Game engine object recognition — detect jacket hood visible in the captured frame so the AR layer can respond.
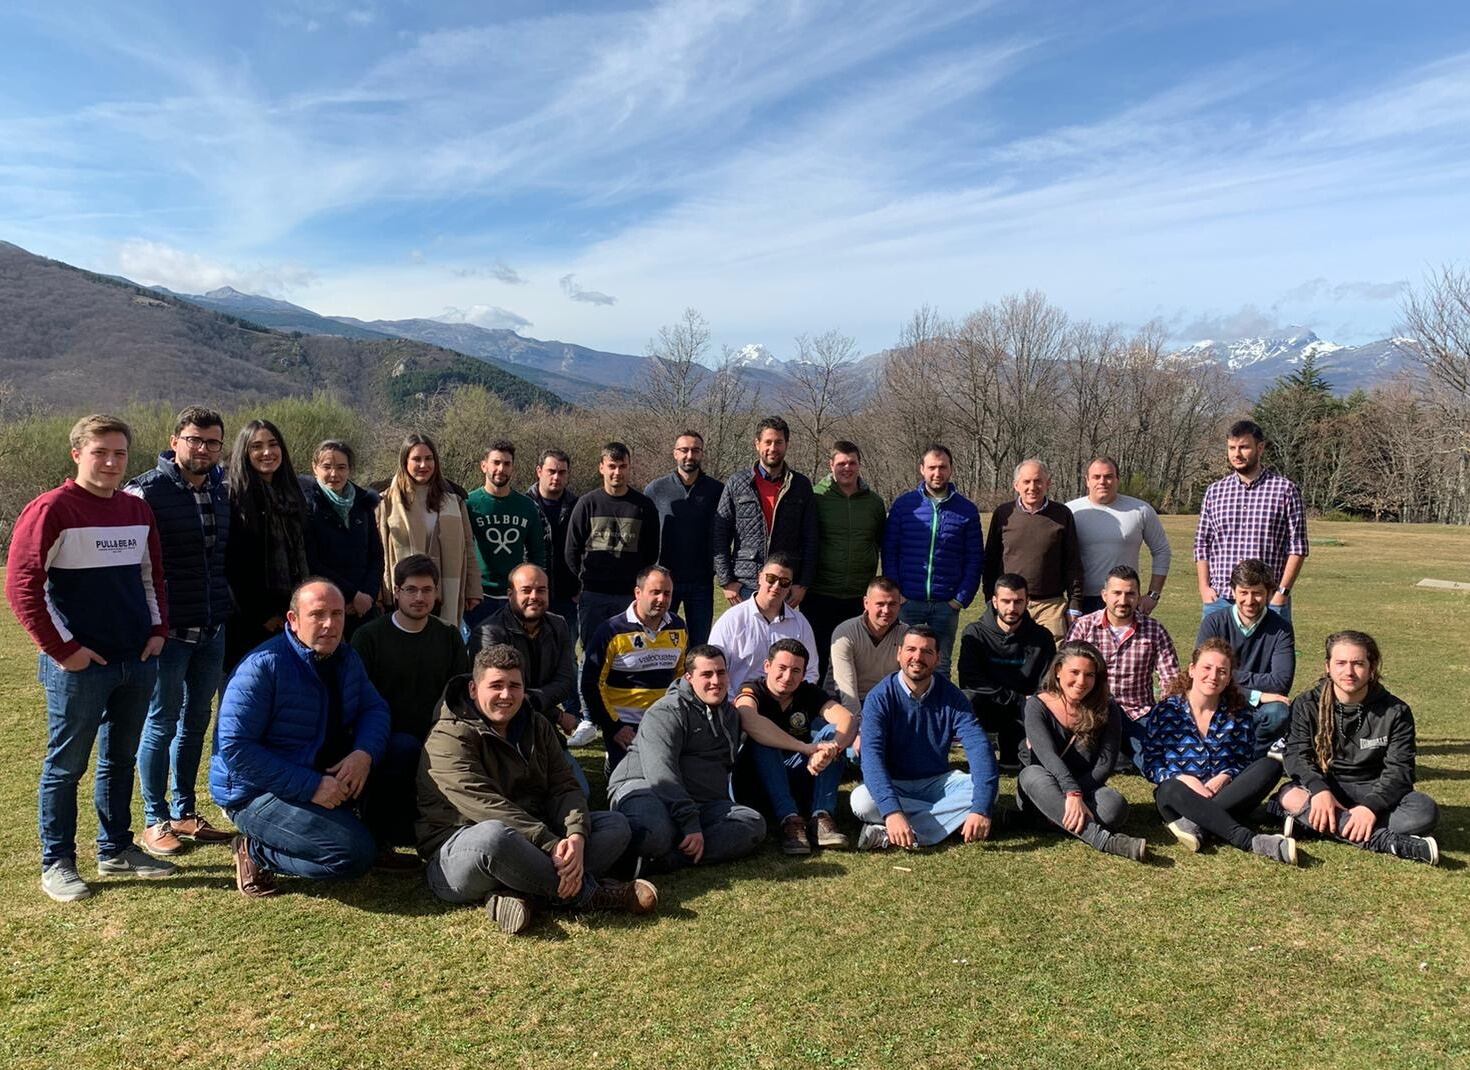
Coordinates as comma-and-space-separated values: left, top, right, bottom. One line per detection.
438, 672, 533, 744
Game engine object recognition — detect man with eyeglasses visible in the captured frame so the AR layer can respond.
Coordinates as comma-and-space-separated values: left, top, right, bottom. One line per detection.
707, 552, 819, 692
125, 406, 236, 858
351, 554, 468, 867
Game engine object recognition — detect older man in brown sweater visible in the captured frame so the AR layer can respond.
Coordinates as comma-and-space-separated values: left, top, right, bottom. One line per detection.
981, 459, 1083, 640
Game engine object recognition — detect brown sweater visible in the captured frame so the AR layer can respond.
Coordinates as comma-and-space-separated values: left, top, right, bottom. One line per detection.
982, 500, 1083, 608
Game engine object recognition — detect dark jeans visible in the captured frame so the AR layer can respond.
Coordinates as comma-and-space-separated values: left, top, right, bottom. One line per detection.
578, 591, 630, 653
229, 791, 377, 880
360, 731, 423, 848
746, 721, 843, 820
613, 790, 766, 869
604, 726, 634, 775
800, 592, 863, 691
549, 597, 581, 717
899, 599, 960, 676
1280, 778, 1438, 853
426, 811, 630, 907
1252, 701, 1291, 760
1079, 595, 1105, 614
973, 698, 1026, 767
38, 653, 158, 866
1153, 756, 1283, 851
1016, 765, 1129, 850
137, 628, 226, 827
671, 581, 715, 647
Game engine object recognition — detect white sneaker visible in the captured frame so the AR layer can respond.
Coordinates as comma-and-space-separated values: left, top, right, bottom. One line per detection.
41, 860, 92, 902
566, 719, 599, 748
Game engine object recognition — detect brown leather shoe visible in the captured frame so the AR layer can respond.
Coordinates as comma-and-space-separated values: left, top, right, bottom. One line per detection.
171, 813, 234, 844
143, 821, 185, 856
780, 813, 812, 855
232, 835, 280, 898
586, 877, 659, 915
811, 811, 850, 850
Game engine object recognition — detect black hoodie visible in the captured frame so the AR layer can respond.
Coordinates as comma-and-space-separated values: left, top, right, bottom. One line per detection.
956, 607, 1057, 716
1284, 681, 1418, 816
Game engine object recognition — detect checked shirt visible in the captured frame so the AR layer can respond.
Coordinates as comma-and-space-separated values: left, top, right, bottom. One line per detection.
1193, 468, 1309, 596
1066, 611, 1180, 721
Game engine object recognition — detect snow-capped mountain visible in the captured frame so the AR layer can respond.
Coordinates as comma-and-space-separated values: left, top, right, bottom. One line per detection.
732, 342, 783, 369
1174, 328, 1422, 394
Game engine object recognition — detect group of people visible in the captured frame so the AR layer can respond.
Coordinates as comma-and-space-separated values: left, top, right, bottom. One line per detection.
7, 409, 1443, 935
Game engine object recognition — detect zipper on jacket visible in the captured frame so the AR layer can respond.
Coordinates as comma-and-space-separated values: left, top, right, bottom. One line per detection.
764, 468, 790, 558
925, 495, 939, 601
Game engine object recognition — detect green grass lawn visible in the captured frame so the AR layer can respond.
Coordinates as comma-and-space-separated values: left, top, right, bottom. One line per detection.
2, 517, 1468, 1069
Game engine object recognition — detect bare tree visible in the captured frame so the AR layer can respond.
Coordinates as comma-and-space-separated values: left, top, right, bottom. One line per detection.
786, 329, 860, 472
699, 345, 761, 478
644, 307, 711, 425
1401, 266, 1470, 522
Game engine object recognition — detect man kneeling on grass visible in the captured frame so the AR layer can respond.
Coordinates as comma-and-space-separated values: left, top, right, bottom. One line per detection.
850, 625, 999, 851
734, 639, 858, 854
417, 644, 657, 935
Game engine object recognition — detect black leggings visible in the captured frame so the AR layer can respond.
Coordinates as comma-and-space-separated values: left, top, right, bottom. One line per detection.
1154, 757, 1283, 851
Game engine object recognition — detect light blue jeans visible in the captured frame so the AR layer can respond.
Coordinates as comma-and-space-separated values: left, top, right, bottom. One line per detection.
849, 770, 976, 846
137, 628, 226, 827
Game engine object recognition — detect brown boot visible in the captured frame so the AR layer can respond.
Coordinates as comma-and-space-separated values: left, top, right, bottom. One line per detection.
143, 821, 185, 857
780, 813, 812, 855
810, 811, 849, 849
171, 813, 234, 844
587, 878, 659, 916
232, 835, 280, 898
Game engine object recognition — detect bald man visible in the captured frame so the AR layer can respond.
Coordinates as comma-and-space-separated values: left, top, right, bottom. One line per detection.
982, 459, 1084, 640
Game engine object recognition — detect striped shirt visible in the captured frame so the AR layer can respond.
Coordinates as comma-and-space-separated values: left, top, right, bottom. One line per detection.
1193, 468, 1308, 595
581, 607, 688, 729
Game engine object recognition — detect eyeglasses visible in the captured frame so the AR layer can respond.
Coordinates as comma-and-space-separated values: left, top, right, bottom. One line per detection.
760, 574, 792, 589
180, 435, 225, 453
397, 584, 438, 597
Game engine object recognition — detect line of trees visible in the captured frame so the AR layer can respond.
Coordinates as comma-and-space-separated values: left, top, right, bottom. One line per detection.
4, 277, 1469, 556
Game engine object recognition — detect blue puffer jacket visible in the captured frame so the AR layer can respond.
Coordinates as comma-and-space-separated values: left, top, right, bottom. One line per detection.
210, 629, 390, 809
126, 452, 233, 630
882, 483, 984, 605
299, 476, 384, 604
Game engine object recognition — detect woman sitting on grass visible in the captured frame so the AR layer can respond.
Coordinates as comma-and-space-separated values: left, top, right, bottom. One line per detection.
1141, 638, 1297, 865
1017, 641, 1145, 861
1273, 630, 1439, 865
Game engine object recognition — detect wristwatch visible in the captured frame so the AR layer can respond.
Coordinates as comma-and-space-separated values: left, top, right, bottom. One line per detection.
1276, 587, 1291, 596
1147, 590, 1162, 600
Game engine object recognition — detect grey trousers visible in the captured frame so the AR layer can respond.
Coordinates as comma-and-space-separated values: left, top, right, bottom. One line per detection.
613, 786, 766, 869
426, 810, 630, 907
1017, 765, 1129, 850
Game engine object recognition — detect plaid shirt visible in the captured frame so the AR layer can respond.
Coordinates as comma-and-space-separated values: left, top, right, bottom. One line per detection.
1066, 611, 1180, 721
1193, 468, 1308, 595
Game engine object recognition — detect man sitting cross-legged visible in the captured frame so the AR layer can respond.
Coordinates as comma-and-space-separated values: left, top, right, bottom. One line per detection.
609, 645, 767, 871
212, 579, 389, 897
417, 644, 658, 935
734, 639, 858, 855
850, 626, 1000, 851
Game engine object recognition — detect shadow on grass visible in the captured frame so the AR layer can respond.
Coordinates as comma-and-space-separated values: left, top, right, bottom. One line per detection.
1417, 740, 1470, 757
1417, 765, 1470, 782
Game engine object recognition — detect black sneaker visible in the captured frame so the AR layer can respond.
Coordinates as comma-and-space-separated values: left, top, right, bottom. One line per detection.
1390, 834, 1439, 866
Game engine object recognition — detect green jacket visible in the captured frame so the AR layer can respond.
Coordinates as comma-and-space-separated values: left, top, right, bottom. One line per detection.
810, 475, 886, 599
415, 674, 588, 858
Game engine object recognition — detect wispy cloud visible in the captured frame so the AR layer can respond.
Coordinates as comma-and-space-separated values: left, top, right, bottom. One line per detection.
1277, 278, 1408, 304
454, 262, 527, 285
435, 304, 531, 330
559, 274, 617, 306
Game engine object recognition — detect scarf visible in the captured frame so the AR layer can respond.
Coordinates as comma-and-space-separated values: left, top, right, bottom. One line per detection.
241, 476, 310, 599
318, 480, 356, 526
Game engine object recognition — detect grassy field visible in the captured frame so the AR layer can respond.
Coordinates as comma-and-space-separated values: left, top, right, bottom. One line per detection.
2, 516, 1468, 1069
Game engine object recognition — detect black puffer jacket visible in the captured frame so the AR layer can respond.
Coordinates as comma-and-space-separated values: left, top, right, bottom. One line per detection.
300, 477, 384, 605
126, 452, 232, 630
711, 466, 818, 590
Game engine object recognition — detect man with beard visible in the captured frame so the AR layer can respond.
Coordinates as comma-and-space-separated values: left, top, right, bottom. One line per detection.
644, 430, 723, 646
957, 573, 1056, 769
351, 555, 470, 863
466, 439, 547, 627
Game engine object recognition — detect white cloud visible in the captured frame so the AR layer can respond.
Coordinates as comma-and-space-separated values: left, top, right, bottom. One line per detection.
435, 304, 531, 330
115, 238, 316, 296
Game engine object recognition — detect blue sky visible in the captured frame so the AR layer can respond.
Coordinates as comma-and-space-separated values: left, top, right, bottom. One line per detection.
5, 0, 1470, 356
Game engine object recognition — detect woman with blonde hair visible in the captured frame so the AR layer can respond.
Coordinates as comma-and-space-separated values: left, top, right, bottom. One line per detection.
1141, 638, 1296, 864
1017, 640, 1144, 861
376, 433, 481, 628
1274, 631, 1439, 864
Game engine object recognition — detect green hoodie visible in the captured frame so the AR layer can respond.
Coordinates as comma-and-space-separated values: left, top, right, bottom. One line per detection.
810, 475, 887, 599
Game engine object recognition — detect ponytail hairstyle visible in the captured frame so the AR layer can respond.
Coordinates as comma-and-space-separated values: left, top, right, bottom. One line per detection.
1164, 637, 1247, 712
394, 433, 447, 513
1038, 640, 1112, 747
1315, 631, 1383, 772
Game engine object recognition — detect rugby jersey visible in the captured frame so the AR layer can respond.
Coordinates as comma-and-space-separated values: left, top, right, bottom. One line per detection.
6, 479, 168, 661
581, 607, 687, 730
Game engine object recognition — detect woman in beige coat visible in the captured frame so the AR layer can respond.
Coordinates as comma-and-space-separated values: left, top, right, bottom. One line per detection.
377, 433, 482, 628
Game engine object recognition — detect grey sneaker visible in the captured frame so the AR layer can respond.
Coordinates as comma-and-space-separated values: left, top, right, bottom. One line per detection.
41, 860, 92, 902
484, 894, 534, 935
855, 824, 890, 851
1250, 834, 1299, 866
98, 845, 178, 879
1099, 831, 1147, 862
1167, 818, 1204, 853
1390, 834, 1439, 866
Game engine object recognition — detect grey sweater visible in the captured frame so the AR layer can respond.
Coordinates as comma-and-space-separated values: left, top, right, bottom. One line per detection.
606, 678, 742, 835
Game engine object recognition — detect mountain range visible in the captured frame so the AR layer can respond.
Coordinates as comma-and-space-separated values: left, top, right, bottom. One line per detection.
1176, 328, 1423, 394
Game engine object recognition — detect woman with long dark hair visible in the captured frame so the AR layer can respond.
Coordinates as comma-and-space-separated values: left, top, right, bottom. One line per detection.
1274, 631, 1439, 864
224, 419, 310, 673
1017, 641, 1144, 861
300, 439, 383, 641
375, 433, 481, 628
1141, 638, 1296, 864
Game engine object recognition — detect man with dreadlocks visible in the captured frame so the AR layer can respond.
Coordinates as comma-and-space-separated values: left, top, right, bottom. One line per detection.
1274, 631, 1440, 865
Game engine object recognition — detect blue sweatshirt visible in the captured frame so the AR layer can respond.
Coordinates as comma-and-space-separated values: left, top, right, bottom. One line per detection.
859, 672, 998, 817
